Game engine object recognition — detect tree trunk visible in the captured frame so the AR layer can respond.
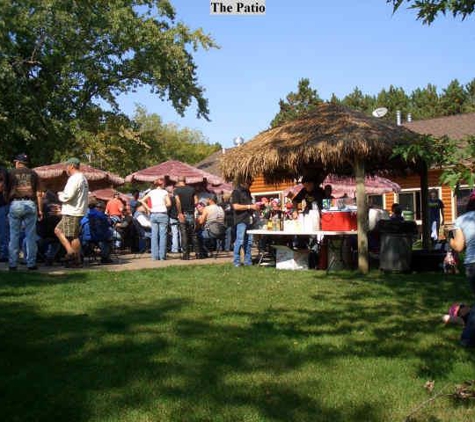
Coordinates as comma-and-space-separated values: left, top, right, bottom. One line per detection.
355, 159, 369, 273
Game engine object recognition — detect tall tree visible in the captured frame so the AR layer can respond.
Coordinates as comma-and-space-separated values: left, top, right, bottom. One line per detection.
375, 85, 410, 122
270, 78, 322, 128
389, 0, 475, 24
464, 78, 475, 112
410, 83, 441, 119
341, 87, 375, 114
439, 79, 468, 115
0, 1, 217, 166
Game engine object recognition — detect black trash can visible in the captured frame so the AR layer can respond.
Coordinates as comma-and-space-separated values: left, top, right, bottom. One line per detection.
377, 220, 418, 273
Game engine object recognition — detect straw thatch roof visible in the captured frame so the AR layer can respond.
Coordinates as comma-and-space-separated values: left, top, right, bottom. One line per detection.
220, 102, 421, 183
125, 160, 224, 185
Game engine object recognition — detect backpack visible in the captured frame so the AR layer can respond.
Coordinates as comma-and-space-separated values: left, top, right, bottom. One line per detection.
208, 221, 226, 238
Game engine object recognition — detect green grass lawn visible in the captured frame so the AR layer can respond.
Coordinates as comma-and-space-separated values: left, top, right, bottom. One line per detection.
1, 265, 474, 422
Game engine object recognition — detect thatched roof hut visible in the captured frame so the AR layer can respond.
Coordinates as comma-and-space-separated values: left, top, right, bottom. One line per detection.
220, 102, 422, 274
220, 102, 420, 183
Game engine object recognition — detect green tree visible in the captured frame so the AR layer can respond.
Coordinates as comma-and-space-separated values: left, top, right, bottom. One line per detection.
341, 87, 375, 114
389, 0, 475, 24
409, 83, 441, 119
131, 106, 220, 170
440, 79, 468, 115
270, 78, 322, 127
0, 0, 217, 166
375, 85, 410, 122
463, 78, 475, 112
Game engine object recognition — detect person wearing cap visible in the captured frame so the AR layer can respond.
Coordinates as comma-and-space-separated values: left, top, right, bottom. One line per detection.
443, 302, 470, 326
291, 175, 325, 218
449, 191, 475, 297
54, 157, 89, 267
139, 177, 171, 261
7, 153, 43, 270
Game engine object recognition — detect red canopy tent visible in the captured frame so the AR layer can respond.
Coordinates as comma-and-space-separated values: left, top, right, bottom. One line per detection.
90, 188, 130, 203
125, 160, 224, 186
284, 175, 401, 198
34, 162, 124, 192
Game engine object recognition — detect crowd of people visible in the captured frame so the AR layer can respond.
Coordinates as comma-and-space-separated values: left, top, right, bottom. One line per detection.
0, 154, 240, 269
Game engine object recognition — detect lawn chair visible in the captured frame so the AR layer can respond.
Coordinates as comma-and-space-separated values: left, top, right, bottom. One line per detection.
132, 218, 151, 257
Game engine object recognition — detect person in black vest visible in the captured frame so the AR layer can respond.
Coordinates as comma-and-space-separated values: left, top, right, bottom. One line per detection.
174, 176, 198, 260
7, 153, 43, 270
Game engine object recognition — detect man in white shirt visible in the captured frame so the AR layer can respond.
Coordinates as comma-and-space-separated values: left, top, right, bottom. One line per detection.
54, 157, 89, 266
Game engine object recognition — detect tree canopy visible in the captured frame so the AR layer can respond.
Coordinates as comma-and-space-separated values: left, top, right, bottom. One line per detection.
270, 77, 475, 127
270, 78, 322, 128
388, 0, 475, 24
66, 106, 220, 177
0, 0, 217, 166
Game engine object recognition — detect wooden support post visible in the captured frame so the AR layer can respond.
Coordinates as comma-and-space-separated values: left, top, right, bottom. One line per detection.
355, 159, 369, 274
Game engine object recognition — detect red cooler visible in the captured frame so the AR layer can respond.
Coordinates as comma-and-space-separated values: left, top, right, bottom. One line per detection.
321, 210, 357, 231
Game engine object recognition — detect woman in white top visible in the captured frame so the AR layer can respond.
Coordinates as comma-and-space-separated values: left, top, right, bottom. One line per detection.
140, 177, 171, 260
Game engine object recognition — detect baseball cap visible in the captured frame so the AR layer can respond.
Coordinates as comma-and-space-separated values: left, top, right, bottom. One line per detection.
14, 153, 29, 163
66, 157, 80, 165
449, 303, 465, 319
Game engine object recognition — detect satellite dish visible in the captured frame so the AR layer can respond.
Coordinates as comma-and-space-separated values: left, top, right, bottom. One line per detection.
233, 136, 244, 146
372, 107, 388, 118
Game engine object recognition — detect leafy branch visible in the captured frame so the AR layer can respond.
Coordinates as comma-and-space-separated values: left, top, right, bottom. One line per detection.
404, 380, 475, 421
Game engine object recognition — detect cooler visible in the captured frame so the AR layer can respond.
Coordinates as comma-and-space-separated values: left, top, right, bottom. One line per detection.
321, 210, 357, 231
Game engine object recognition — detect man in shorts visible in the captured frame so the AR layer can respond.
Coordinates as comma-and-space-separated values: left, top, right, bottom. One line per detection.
54, 158, 89, 266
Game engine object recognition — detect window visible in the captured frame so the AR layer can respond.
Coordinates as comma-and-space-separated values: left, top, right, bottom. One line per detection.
368, 195, 383, 208
456, 188, 472, 217
398, 191, 422, 220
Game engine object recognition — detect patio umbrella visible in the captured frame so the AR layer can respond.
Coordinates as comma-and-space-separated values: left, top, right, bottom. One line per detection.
220, 102, 421, 273
34, 162, 124, 192
284, 175, 401, 198
91, 188, 130, 203
125, 160, 224, 186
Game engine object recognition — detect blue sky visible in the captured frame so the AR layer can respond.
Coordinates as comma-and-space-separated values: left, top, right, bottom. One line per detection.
116, 0, 475, 148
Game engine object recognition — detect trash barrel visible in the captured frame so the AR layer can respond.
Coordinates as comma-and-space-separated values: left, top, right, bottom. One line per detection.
377, 220, 418, 272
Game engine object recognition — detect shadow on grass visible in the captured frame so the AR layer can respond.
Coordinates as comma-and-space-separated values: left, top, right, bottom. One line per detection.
0, 269, 473, 422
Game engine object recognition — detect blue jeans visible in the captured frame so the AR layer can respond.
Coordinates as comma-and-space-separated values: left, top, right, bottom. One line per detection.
0, 204, 9, 259
224, 225, 233, 252
169, 217, 180, 252
233, 222, 253, 266
9, 200, 38, 268
465, 263, 475, 298
150, 212, 169, 260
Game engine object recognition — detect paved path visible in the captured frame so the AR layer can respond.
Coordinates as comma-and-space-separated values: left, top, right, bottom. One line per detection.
0, 252, 234, 275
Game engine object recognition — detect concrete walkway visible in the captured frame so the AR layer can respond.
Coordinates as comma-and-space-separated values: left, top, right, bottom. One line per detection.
0, 252, 234, 275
